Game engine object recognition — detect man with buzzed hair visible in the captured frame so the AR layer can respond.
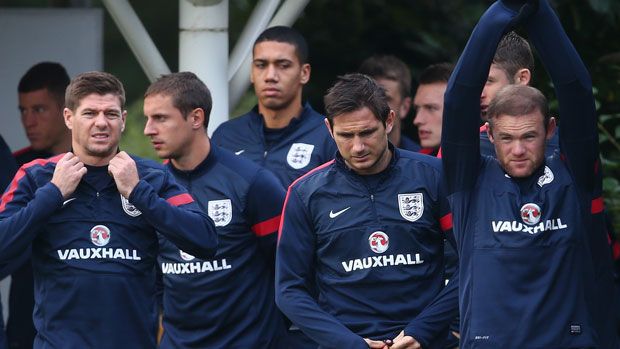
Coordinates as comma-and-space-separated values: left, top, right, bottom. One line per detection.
359, 54, 420, 152
15, 62, 72, 163
212, 26, 336, 188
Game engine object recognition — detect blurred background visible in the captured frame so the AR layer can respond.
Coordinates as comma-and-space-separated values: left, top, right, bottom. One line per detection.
1, 0, 619, 228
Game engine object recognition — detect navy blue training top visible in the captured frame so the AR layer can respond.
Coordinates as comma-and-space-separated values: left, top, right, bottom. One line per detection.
441, 1, 618, 347
0, 153, 217, 349
276, 145, 458, 349
159, 145, 288, 348
212, 103, 337, 188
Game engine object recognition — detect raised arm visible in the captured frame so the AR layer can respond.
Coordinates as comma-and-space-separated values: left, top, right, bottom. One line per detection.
442, 1, 526, 194
525, 0, 598, 190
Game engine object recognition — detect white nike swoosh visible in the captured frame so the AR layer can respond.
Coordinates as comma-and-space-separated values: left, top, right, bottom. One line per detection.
329, 207, 351, 219
62, 198, 76, 207
235, 149, 245, 155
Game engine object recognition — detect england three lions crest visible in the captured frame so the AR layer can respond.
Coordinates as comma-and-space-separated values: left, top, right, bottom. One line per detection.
121, 195, 142, 217
208, 199, 232, 227
398, 193, 424, 222
287, 143, 315, 169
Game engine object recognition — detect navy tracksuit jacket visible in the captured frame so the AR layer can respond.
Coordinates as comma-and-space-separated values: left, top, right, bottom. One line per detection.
0, 153, 217, 349
276, 145, 458, 349
442, 1, 618, 347
212, 103, 337, 188
159, 145, 289, 348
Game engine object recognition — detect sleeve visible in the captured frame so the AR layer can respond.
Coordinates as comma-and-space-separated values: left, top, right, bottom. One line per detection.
128, 171, 217, 259
0, 168, 63, 262
441, 1, 521, 194
524, 0, 598, 191
245, 168, 286, 267
404, 181, 459, 347
275, 186, 367, 349
0, 136, 17, 194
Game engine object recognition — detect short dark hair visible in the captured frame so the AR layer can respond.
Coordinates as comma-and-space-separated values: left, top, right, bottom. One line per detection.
18, 62, 70, 106
487, 84, 550, 130
358, 55, 412, 99
493, 31, 535, 82
324, 73, 390, 128
145, 72, 212, 129
254, 26, 309, 64
418, 62, 454, 85
65, 71, 126, 111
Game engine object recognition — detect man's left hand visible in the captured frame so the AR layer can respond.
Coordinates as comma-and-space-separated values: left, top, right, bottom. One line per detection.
390, 331, 421, 349
109, 151, 139, 198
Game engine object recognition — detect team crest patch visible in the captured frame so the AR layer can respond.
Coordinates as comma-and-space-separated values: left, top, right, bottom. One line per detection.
398, 193, 424, 222
208, 199, 232, 227
537, 166, 554, 187
368, 231, 389, 253
179, 250, 196, 261
121, 195, 142, 217
286, 143, 315, 169
90, 225, 111, 247
520, 203, 542, 225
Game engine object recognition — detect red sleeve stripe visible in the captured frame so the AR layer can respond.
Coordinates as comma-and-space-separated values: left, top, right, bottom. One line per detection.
591, 197, 604, 214
252, 215, 281, 237
0, 155, 63, 212
440, 213, 453, 231
278, 159, 335, 243
166, 193, 194, 206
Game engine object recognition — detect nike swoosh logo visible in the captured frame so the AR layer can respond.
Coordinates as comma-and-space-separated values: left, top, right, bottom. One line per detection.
62, 198, 76, 207
235, 149, 245, 155
329, 207, 351, 219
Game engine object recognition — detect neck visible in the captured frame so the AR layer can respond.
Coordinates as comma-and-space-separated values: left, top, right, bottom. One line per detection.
74, 149, 117, 167
49, 135, 72, 155
171, 133, 211, 171
259, 97, 304, 129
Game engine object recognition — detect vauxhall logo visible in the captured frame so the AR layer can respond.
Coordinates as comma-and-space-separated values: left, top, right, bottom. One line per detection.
491, 203, 568, 235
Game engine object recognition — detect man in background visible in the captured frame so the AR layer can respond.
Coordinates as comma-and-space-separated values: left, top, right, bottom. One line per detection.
358, 54, 420, 152
212, 26, 336, 188
413, 63, 453, 156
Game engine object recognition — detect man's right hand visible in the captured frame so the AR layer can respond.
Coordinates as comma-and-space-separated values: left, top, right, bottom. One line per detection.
51, 152, 87, 199
364, 338, 390, 349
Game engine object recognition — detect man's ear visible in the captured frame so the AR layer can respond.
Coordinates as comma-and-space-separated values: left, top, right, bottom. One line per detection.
324, 118, 334, 139
64, 108, 74, 130
385, 110, 395, 134
190, 108, 205, 129
300, 64, 311, 85
485, 122, 494, 143
546, 116, 557, 141
514, 68, 531, 86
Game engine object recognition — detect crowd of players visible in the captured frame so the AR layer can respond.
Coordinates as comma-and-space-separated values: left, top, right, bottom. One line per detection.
0, 0, 618, 348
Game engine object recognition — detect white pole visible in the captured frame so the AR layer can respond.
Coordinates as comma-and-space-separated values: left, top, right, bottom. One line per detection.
101, 0, 170, 82
228, 0, 280, 81
228, 0, 311, 112
180, 0, 229, 134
